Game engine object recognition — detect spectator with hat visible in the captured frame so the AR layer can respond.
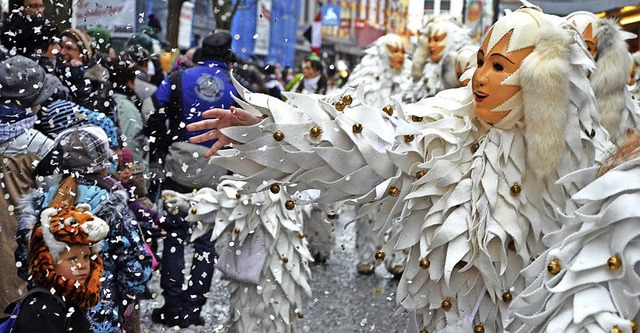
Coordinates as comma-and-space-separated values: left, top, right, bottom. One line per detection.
122, 44, 158, 101
54, 28, 116, 123
0, 55, 58, 314
125, 31, 165, 86
146, 29, 238, 328
15, 126, 153, 333
55, 28, 101, 107
107, 57, 149, 175
87, 27, 116, 61
0, 14, 60, 74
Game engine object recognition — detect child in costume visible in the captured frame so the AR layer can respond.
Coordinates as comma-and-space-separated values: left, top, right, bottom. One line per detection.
184, 5, 610, 331
12, 185, 109, 333
16, 126, 153, 333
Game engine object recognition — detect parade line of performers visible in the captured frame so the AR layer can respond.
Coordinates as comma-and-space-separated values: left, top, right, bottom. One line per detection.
3, 2, 640, 333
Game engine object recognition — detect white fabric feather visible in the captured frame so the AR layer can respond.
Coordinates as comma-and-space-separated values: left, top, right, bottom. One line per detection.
509, 157, 640, 333
163, 180, 313, 333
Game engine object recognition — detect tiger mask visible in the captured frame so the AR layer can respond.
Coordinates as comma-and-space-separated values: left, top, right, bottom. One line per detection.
28, 203, 109, 308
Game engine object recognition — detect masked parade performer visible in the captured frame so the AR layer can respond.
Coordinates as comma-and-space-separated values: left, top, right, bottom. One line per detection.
181, 5, 617, 332
403, 16, 473, 102
566, 11, 640, 145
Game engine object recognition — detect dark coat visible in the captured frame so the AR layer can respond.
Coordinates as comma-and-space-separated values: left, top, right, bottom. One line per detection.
12, 292, 90, 333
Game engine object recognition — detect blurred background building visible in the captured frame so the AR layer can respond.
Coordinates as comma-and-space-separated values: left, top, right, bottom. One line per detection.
2, 0, 640, 71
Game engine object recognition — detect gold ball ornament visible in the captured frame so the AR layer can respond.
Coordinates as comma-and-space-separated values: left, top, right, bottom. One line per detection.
297, 312, 304, 319
273, 130, 285, 141
235, 192, 241, 199
270, 184, 281, 194
382, 105, 394, 116
471, 142, 480, 154
375, 251, 385, 261
282, 257, 289, 263
441, 298, 452, 311
285, 200, 295, 210
404, 135, 415, 143
335, 101, 346, 111
352, 123, 363, 133
190, 207, 197, 214
548, 258, 561, 275
419, 258, 430, 269
342, 95, 353, 105
474, 324, 485, 333
298, 233, 305, 239
327, 213, 337, 220
607, 254, 622, 271
419, 329, 429, 333
416, 170, 426, 180
234, 227, 241, 234
310, 126, 322, 138
502, 291, 513, 303
631, 320, 638, 332
388, 186, 400, 197
510, 183, 522, 196
411, 115, 423, 122
612, 326, 622, 333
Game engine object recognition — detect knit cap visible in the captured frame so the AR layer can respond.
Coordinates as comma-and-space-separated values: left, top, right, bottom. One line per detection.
61, 28, 94, 61
35, 126, 114, 176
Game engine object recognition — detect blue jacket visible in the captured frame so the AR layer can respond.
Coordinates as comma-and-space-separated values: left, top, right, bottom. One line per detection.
148, 60, 238, 161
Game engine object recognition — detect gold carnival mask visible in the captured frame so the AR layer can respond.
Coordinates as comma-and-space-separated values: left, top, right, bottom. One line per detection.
472, 29, 534, 124
429, 31, 447, 62
386, 43, 405, 70
579, 22, 598, 58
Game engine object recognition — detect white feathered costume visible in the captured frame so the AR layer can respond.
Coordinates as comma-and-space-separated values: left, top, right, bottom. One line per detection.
567, 11, 640, 144
403, 17, 473, 102
163, 180, 313, 333
341, 33, 412, 108
336, 33, 413, 274
205, 7, 612, 332
508, 141, 640, 333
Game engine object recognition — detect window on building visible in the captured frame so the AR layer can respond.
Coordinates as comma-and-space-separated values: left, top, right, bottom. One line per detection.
424, 0, 451, 11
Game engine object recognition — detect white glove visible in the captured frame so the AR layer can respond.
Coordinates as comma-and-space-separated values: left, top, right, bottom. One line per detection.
161, 190, 192, 213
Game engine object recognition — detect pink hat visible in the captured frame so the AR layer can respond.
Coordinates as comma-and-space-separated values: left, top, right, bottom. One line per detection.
120, 147, 134, 165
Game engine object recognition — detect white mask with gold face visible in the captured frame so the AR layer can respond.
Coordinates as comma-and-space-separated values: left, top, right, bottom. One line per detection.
428, 27, 447, 63
471, 11, 538, 126
567, 12, 599, 59
383, 34, 405, 70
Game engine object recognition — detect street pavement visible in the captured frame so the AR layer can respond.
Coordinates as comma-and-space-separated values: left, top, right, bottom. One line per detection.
140, 212, 408, 332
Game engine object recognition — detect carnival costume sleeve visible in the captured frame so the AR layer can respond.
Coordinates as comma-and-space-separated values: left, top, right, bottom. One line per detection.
508, 156, 640, 333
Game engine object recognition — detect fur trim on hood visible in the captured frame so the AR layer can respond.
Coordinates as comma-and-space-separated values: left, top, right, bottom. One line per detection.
519, 24, 573, 179
591, 18, 630, 138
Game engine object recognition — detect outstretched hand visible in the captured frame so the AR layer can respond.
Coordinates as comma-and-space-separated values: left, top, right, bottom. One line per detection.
187, 106, 262, 158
